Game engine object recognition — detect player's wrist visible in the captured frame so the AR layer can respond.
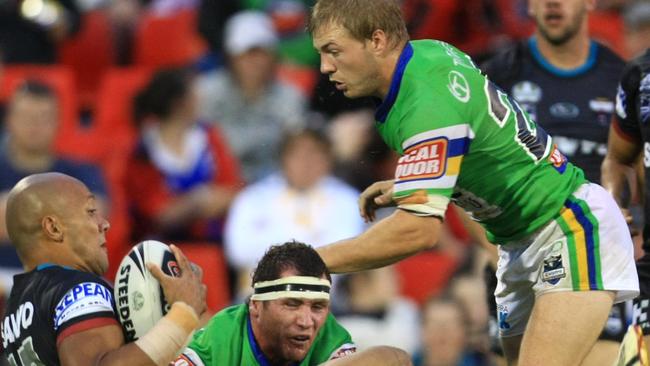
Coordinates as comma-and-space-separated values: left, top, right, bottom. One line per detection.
167, 301, 199, 333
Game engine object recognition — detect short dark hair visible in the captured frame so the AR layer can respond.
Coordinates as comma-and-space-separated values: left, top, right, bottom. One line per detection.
252, 240, 332, 287
133, 67, 193, 124
14, 79, 56, 100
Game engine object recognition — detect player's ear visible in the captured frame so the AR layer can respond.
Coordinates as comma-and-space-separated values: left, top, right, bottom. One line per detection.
249, 300, 261, 319
585, 0, 596, 11
42, 215, 64, 242
369, 29, 388, 54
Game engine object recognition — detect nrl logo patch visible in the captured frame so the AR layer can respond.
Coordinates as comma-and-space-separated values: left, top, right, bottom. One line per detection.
542, 254, 566, 285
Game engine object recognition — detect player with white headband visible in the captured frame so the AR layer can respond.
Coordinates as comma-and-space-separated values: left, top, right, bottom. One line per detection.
172, 241, 413, 366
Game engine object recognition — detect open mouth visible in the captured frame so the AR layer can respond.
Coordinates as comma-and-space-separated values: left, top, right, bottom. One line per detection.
544, 13, 563, 24
289, 335, 310, 346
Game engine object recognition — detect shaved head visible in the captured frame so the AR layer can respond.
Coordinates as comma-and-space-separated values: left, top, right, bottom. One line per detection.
6, 173, 87, 251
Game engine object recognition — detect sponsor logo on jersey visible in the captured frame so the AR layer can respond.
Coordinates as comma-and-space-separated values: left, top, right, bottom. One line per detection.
1, 302, 34, 348
550, 102, 580, 119
329, 343, 357, 359
542, 254, 566, 285
589, 98, 614, 113
512, 81, 542, 103
447, 71, 470, 103
395, 138, 448, 181
548, 144, 568, 174
54, 282, 114, 330
640, 74, 650, 124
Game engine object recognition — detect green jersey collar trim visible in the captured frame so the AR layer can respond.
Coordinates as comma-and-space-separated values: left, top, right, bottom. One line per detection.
375, 42, 414, 123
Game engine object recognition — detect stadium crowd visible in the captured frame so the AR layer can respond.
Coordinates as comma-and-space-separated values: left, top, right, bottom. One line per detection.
1, 0, 650, 365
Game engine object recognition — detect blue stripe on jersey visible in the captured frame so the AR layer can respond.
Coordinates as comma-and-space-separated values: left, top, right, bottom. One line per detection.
528, 37, 599, 78
376, 43, 414, 123
448, 137, 471, 157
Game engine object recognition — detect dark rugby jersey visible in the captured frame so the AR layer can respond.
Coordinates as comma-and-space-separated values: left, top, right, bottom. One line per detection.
1, 265, 117, 365
482, 37, 625, 183
613, 49, 650, 252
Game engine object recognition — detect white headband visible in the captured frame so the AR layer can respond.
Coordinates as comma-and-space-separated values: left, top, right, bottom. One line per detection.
251, 276, 331, 301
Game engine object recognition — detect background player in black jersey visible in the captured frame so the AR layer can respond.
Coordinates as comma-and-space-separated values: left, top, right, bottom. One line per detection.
481, 0, 629, 364
0, 172, 206, 365
602, 47, 650, 361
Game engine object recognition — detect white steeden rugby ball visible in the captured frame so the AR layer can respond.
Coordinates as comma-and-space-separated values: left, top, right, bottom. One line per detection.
114, 240, 181, 341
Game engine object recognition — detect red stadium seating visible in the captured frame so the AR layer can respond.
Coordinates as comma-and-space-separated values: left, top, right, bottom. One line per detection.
395, 250, 458, 306
175, 243, 231, 312
58, 10, 116, 109
134, 10, 207, 68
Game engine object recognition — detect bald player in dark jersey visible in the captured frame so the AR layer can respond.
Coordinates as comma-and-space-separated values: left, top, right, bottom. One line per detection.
0, 173, 205, 366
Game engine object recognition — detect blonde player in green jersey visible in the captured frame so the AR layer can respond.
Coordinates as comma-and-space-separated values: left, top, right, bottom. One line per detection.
307, 0, 639, 365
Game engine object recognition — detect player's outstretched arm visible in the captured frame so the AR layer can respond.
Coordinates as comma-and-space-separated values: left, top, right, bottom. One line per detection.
320, 346, 413, 366
317, 209, 441, 273
59, 245, 206, 366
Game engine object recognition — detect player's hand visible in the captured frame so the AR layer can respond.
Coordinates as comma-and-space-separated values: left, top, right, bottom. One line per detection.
148, 244, 207, 316
359, 180, 395, 223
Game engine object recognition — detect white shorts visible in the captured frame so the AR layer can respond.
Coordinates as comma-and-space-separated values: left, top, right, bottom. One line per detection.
495, 183, 639, 338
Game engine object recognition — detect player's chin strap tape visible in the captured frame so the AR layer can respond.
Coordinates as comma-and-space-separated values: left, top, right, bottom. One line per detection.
135, 302, 199, 366
250, 276, 331, 301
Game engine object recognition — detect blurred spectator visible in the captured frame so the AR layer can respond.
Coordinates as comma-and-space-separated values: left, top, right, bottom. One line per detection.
125, 67, 242, 244
482, 0, 624, 184
198, 0, 317, 66
623, 0, 650, 58
326, 109, 396, 191
0, 80, 107, 289
413, 296, 494, 366
0, 0, 81, 63
447, 275, 492, 362
197, 10, 307, 182
333, 266, 420, 354
224, 128, 364, 299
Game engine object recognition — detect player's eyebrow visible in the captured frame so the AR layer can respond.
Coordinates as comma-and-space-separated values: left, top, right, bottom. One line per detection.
320, 42, 336, 51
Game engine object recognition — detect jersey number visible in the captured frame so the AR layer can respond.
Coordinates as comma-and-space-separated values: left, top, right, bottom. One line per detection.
485, 80, 551, 162
7, 337, 45, 366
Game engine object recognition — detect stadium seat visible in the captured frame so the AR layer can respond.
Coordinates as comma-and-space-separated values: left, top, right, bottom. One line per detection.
58, 10, 116, 109
0, 65, 80, 158
276, 63, 318, 98
395, 250, 458, 306
134, 10, 208, 68
175, 243, 231, 312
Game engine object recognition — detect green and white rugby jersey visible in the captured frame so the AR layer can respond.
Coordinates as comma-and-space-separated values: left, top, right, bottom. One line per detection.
376, 40, 586, 243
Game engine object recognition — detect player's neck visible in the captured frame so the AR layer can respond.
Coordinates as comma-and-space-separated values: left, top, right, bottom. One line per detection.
534, 31, 591, 70
378, 44, 406, 99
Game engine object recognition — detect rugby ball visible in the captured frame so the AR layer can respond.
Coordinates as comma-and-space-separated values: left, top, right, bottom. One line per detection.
114, 240, 181, 341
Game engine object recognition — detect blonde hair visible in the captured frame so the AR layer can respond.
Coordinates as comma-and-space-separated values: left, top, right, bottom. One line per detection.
308, 0, 409, 49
